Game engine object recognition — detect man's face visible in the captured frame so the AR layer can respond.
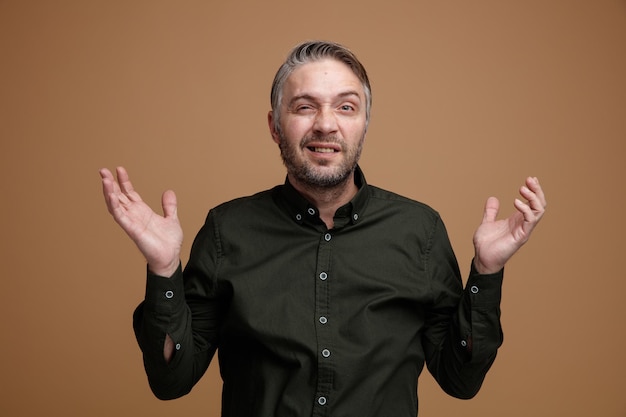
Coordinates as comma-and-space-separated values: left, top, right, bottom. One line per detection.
269, 58, 368, 188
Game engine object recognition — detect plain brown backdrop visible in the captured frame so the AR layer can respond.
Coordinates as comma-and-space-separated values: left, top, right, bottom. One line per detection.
1, 1, 625, 416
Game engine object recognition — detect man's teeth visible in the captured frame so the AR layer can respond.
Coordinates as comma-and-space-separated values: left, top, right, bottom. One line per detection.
312, 147, 336, 153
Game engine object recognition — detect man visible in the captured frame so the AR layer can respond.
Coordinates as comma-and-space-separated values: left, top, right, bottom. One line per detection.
100, 41, 546, 416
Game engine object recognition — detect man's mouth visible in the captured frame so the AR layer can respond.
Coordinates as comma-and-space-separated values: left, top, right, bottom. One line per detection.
308, 147, 338, 153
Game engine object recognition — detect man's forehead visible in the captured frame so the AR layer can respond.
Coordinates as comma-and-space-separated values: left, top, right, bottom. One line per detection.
283, 58, 364, 98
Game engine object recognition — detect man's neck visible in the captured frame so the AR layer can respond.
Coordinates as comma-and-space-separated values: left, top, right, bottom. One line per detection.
288, 172, 358, 229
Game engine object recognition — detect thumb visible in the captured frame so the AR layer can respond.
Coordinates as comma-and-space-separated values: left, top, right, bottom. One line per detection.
482, 196, 500, 223
161, 190, 178, 219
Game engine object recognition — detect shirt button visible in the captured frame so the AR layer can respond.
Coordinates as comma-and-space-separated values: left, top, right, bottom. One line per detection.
319, 316, 328, 324
322, 349, 331, 358
470, 285, 479, 294
175, 343, 181, 351
461, 340, 468, 347
295, 214, 302, 221
324, 233, 332, 242
308, 207, 316, 215
353, 213, 359, 221
318, 396, 327, 406
165, 290, 174, 299
319, 272, 328, 281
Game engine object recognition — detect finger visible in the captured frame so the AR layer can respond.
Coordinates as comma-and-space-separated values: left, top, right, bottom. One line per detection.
102, 167, 124, 197
100, 168, 114, 197
102, 180, 125, 218
514, 197, 542, 238
100, 168, 119, 194
514, 198, 534, 222
115, 166, 131, 193
524, 177, 547, 209
99, 167, 113, 181
100, 168, 133, 220
519, 180, 546, 217
116, 166, 142, 202
161, 190, 178, 219
100, 168, 122, 214
482, 196, 500, 223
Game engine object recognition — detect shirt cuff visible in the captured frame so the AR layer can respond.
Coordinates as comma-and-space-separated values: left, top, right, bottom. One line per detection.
466, 261, 503, 308
143, 262, 185, 314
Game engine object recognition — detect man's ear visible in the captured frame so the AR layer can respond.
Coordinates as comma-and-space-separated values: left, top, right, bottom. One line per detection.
268, 111, 280, 144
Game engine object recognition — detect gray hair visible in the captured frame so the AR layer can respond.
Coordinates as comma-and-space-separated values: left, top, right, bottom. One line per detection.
270, 40, 372, 133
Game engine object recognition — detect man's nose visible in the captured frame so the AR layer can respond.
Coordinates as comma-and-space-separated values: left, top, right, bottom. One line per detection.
313, 107, 338, 135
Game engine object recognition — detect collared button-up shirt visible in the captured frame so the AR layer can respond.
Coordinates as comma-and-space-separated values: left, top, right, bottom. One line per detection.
133, 166, 504, 417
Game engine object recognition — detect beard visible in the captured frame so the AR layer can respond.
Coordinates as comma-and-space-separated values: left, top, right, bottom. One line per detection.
279, 133, 365, 188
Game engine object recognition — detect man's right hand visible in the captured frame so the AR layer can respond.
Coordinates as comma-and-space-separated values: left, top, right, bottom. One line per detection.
100, 167, 183, 277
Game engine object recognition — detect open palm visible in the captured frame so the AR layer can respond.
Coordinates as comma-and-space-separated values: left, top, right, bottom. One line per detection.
100, 167, 183, 277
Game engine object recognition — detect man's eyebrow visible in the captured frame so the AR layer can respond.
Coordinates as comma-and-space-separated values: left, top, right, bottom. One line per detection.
288, 94, 316, 106
336, 90, 362, 101
287, 91, 363, 106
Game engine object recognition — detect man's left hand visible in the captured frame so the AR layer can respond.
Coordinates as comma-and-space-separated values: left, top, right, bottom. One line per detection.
473, 177, 547, 274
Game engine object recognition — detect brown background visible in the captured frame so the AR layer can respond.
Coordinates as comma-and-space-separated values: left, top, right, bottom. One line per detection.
1, 1, 625, 416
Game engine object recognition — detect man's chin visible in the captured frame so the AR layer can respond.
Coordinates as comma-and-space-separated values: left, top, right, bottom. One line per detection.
301, 166, 353, 188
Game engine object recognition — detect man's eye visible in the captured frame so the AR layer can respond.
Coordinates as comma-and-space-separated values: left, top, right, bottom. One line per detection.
340, 104, 355, 111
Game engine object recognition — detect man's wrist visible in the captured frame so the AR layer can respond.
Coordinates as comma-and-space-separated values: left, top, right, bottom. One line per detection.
148, 260, 180, 278
472, 258, 504, 275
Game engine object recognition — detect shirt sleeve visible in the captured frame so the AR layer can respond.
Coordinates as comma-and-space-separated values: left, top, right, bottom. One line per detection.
133, 210, 225, 400
421, 216, 504, 399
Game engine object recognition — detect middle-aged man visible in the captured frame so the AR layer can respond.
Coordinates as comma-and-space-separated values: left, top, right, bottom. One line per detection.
100, 40, 547, 416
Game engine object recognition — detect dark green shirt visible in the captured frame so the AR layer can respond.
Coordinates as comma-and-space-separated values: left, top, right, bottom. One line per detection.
134, 166, 504, 416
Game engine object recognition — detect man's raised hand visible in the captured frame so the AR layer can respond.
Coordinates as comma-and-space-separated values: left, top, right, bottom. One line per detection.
472, 177, 547, 275
100, 167, 183, 277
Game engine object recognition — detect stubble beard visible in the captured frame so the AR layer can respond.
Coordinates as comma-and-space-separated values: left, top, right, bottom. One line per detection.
279, 133, 365, 189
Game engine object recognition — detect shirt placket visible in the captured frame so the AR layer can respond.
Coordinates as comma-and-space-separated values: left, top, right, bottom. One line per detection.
312, 230, 334, 416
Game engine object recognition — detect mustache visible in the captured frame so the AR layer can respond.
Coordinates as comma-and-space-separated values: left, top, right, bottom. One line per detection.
300, 135, 344, 149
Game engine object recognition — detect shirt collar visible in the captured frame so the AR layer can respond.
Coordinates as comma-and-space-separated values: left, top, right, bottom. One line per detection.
275, 165, 370, 228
